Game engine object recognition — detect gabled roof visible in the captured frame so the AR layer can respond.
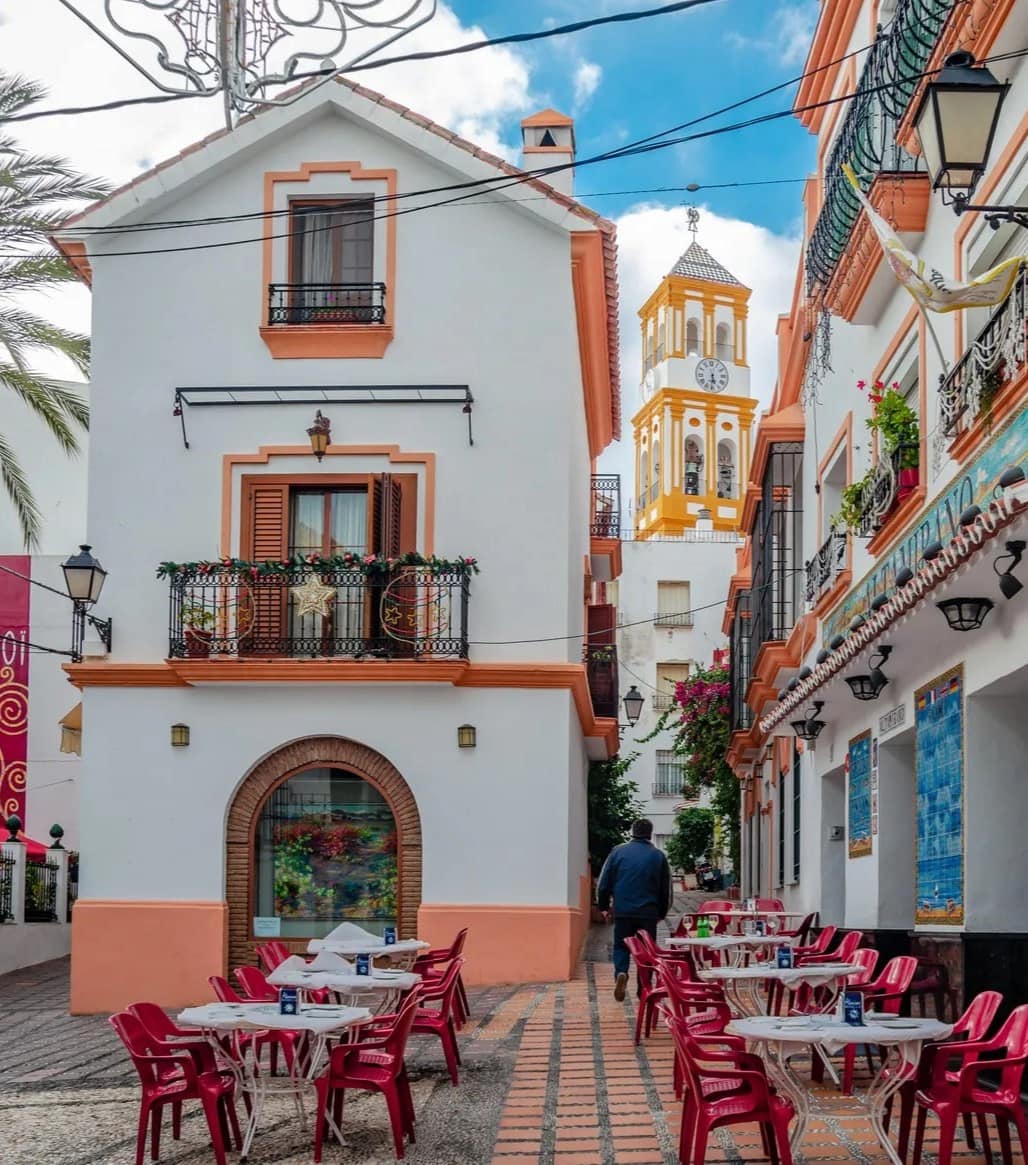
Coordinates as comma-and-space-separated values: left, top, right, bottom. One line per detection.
669, 241, 745, 288
56, 76, 619, 439
521, 108, 574, 127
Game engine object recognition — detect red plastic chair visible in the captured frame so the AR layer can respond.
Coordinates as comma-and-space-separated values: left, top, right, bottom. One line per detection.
670, 1014, 794, 1165
214, 972, 297, 1076
845, 947, 880, 987
907, 957, 960, 1022
411, 958, 464, 1085
791, 924, 836, 961
110, 1010, 241, 1165
883, 990, 1002, 1162
798, 929, 864, 966
776, 911, 817, 944
912, 1003, 1028, 1165
234, 965, 278, 1002
755, 898, 784, 911
840, 955, 918, 1094
255, 940, 290, 973
128, 1002, 218, 1074
660, 987, 732, 1101
703, 900, 735, 912
413, 928, 469, 1026
623, 935, 670, 1044
313, 990, 421, 1161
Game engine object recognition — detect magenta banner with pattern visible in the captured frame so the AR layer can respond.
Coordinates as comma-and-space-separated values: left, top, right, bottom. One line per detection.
0, 557, 30, 821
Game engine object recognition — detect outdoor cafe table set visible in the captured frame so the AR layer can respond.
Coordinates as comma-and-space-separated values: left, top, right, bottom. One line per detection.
668, 933, 784, 969
729, 1012, 952, 1165
178, 923, 428, 1161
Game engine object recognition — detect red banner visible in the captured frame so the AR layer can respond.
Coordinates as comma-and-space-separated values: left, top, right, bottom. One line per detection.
0, 557, 30, 821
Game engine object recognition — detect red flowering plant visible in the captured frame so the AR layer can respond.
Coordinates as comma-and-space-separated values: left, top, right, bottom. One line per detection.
640, 662, 740, 872
857, 379, 920, 469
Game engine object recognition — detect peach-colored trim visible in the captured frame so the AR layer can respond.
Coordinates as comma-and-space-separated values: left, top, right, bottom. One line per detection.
63, 659, 621, 755
948, 363, 1028, 464
521, 109, 574, 127
795, 0, 863, 132
522, 146, 574, 156
260, 162, 397, 360
896, 0, 1018, 153
55, 239, 92, 286
71, 900, 227, 1013
417, 903, 581, 984
571, 231, 616, 459
748, 613, 815, 714
866, 485, 927, 557
824, 175, 930, 321
220, 444, 436, 557
817, 412, 853, 533
590, 536, 623, 580
812, 569, 853, 620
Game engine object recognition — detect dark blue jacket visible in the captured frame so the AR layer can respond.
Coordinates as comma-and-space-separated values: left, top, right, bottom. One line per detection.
596, 839, 672, 919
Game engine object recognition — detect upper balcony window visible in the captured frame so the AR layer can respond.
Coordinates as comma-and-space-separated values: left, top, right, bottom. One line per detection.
260, 162, 396, 359
686, 318, 700, 357
269, 200, 384, 327
715, 321, 733, 363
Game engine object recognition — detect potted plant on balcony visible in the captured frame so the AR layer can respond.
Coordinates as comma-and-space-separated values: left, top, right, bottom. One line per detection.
181, 603, 215, 657
831, 477, 869, 537
861, 380, 920, 501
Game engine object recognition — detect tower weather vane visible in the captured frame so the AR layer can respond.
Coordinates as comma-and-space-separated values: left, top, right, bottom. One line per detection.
687, 206, 700, 237
56, 0, 438, 127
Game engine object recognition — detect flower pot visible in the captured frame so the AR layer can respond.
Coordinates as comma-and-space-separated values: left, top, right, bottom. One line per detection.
185, 627, 213, 657
897, 466, 919, 502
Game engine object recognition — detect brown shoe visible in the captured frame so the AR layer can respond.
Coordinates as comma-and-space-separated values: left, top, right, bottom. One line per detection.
614, 972, 628, 1002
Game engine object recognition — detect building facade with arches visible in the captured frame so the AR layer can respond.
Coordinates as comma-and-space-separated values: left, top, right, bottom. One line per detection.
57, 85, 622, 1011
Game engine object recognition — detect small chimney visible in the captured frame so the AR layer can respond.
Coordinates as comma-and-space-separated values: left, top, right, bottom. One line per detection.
520, 109, 575, 196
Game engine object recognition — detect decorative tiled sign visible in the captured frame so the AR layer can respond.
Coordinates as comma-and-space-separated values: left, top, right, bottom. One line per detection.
915, 665, 964, 926
847, 730, 872, 859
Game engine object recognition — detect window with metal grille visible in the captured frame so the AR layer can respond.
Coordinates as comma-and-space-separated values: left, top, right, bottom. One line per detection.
792, 742, 802, 883
654, 750, 685, 797
655, 581, 691, 626
654, 662, 692, 709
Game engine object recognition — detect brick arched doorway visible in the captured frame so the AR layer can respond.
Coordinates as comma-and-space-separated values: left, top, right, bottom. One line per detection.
226, 736, 422, 970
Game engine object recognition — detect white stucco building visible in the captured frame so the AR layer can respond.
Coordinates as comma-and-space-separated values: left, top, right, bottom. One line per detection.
0, 379, 88, 849
54, 86, 623, 1011
726, 0, 1028, 1011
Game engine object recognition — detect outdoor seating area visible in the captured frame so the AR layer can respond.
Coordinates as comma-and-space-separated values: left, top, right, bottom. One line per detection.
630, 903, 1028, 1165
107, 924, 469, 1164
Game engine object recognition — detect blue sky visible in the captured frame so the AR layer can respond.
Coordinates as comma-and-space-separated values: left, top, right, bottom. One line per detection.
449, 0, 819, 236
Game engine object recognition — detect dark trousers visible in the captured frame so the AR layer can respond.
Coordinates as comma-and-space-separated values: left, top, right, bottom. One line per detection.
612, 914, 658, 978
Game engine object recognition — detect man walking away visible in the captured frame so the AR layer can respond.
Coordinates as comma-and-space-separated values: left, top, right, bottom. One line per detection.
596, 818, 672, 1001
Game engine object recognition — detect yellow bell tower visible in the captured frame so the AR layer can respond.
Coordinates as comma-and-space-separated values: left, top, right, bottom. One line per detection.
632, 216, 756, 537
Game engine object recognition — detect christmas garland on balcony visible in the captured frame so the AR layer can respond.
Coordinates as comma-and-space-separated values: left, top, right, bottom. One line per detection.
157, 552, 479, 579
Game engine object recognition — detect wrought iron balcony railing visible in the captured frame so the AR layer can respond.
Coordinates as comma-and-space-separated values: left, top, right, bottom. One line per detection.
653, 611, 693, 628
584, 645, 619, 719
805, 529, 848, 605
591, 475, 622, 538
805, 0, 955, 294
167, 565, 469, 659
940, 266, 1028, 440
652, 693, 675, 711
855, 443, 920, 537
268, 282, 387, 325
729, 591, 752, 734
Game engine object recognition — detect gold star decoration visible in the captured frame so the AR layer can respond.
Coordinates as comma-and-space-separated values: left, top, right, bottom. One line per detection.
291, 575, 336, 618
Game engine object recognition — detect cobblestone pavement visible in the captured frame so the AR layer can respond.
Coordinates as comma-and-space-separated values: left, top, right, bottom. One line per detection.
0, 896, 1005, 1164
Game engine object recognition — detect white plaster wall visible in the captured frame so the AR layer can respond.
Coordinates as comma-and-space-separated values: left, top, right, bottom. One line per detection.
0, 922, 70, 977
78, 684, 582, 907
616, 537, 738, 853
82, 102, 590, 669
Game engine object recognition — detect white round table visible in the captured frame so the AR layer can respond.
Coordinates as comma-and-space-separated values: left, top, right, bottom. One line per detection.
712, 910, 809, 935
728, 1014, 952, 1165
268, 954, 420, 1012
178, 1001, 373, 1162
698, 961, 861, 1017
666, 934, 784, 968
307, 936, 429, 969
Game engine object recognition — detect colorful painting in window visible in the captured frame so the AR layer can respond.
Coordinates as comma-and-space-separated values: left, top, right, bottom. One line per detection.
915, 665, 964, 925
254, 768, 397, 939
847, 731, 872, 859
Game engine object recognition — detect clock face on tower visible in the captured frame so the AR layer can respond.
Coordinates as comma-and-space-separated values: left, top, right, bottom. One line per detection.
696, 357, 730, 393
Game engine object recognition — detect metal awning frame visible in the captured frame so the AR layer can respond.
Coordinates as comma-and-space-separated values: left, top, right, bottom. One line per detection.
173, 384, 474, 449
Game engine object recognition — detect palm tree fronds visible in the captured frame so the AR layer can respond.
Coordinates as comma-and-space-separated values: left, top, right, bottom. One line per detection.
0, 362, 87, 454
0, 430, 41, 551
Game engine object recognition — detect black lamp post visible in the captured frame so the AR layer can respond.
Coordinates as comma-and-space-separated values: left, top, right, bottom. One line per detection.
845, 645, 892, 701
622, 685, 644, 727
790, 701, 826, 743
61, 545, 113, 662
914, 52, 1024, 229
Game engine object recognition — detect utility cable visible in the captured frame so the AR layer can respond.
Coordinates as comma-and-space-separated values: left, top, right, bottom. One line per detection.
30, 43, 1028, 263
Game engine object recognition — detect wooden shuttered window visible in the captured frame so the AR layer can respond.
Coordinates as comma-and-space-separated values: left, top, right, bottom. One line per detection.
240, 473, 416, 655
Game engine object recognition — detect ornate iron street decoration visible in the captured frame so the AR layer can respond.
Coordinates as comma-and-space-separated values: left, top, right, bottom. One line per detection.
57, 0, 438, 123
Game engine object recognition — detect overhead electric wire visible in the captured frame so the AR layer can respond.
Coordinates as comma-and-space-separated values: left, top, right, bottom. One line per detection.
5, 0, 726, 124
49, 33, 875, 238
31, 40, 1028, 265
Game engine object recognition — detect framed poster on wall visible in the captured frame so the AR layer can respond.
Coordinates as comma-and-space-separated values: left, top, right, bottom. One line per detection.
847, 730, 872, 859
915, 665, 964, 925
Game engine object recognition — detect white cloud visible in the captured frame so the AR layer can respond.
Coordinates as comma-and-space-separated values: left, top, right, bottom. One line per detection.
572, 60, 603, 111
724, 2, 817, 68
598, 204, 802, 485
